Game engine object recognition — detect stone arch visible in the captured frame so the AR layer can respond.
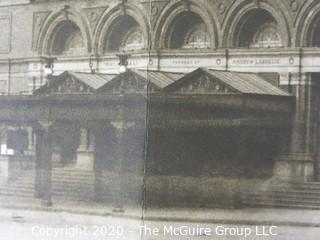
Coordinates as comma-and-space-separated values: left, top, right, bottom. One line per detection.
37, 7, 92, 55
50, 21, 85, 55
222, 1, 290, 48
296, 1, 320, 47
94, 4, 149, 55
153, 1, 217, 49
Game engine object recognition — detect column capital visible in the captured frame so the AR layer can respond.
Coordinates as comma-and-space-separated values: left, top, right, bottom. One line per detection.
111, 120, 135, 130
33, 120, 54, 133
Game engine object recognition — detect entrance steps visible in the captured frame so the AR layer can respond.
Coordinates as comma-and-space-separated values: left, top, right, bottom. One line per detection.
0, 168, 96, 202
0, 170, 35, 198
51, 168, 95, 202
243, 181, 320, 209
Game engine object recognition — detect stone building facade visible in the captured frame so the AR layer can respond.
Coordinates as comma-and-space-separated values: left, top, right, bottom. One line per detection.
0, 0, 320, 208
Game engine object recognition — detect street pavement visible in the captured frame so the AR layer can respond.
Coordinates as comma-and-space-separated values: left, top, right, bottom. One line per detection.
0, 208, 319, 240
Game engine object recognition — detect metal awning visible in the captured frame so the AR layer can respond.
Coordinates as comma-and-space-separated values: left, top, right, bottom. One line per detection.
0, 66, 294, 128
34, 68, 290, 97
163, 68, 290, 96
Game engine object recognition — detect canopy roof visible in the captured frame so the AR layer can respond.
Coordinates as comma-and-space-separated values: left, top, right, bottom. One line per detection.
0, 68, 293, 126
165, 68, 289, 96
34, 68, 290, 97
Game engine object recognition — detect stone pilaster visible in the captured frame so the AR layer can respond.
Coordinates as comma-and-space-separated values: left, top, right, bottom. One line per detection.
76, 128, 95, 170
34, 121, 53, 206
274, 73, 318, 182
24, 127, 35, 157
111, 120, 135, 212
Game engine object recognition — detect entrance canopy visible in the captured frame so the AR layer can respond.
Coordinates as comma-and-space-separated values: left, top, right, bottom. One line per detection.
35, 67, 289, 96
165, 68, 288, 96
0, 68, 294, 128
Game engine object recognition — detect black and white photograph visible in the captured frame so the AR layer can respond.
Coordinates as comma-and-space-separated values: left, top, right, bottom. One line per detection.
0, 0, 320, 239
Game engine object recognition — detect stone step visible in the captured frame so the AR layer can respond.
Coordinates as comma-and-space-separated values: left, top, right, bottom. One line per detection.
52, 170, 94, 174
51, 174, 95, 179
270, 190, 320, 198
52, 179, 95, 185
245, 194, 320, 208
8, 169, 95, 177
0, 187, 94, 200
53, 174, 94, 178
10, 173, 35, 178
52, 195, 94, 202
52, 169, 94, 176
52, 184, 94, 190
52, 185, 94, 192
0, 192, 34, 199
52, 188, 94, 196
1, 183, 34, 189
0, 188, 34, 198
289, 181, 320, 186
52, 178, 95, 184
243, 181, 320, 209
6, 178, 35, 185
287, 185, 320, 190
246, 199, 320, 210
52, 189, 94, 198
3, 182, 95, 189
247, 193, 320, 204
7, 178, 35, 184
1, 178, 95, 193
52, 187, 94, 192
289, 187, 320, 192
0, 185, 35, 192
0, 168, 96, 202
52, 192, 94, 198
1, 182, 34, 189
294, 181, 320, 185
1, 181, 94, 191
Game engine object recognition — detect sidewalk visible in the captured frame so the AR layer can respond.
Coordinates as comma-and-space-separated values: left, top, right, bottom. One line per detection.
1, 196, 320, 228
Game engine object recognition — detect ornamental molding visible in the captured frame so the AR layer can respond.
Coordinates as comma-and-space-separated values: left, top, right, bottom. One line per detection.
82, 7, 107, 34
140, 0, 168, 27
32, 11, 51, 51
172, 71, 236, 94
0, 13, 12, 53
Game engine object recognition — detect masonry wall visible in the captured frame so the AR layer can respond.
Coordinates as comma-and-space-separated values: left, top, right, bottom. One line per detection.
0, 0, 319, 94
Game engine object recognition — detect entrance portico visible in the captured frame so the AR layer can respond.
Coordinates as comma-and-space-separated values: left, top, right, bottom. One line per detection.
0, 67, 295, 207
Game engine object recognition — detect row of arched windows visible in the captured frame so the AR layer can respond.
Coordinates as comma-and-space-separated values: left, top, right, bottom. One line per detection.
48, 15, 146, 56
39, 4, 320, 57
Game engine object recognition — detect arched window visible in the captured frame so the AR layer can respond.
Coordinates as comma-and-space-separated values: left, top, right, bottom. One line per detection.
51, 21, 85, 55
121, 27, 144, 51
251, 22, 282, 48
235, 10, 283, 48
166, 12, 210, 49
182, 24, 210, 49
104, 15, 145, 53
309, 13, 320, 47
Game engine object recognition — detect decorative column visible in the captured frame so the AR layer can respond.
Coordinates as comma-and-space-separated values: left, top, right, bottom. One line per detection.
34, 121, 53, 206
51, 144, 62, 168
274, 73, 318, 182
76, 128, 95, 170
111, 120, 135, 212
25, 127, 35, 157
